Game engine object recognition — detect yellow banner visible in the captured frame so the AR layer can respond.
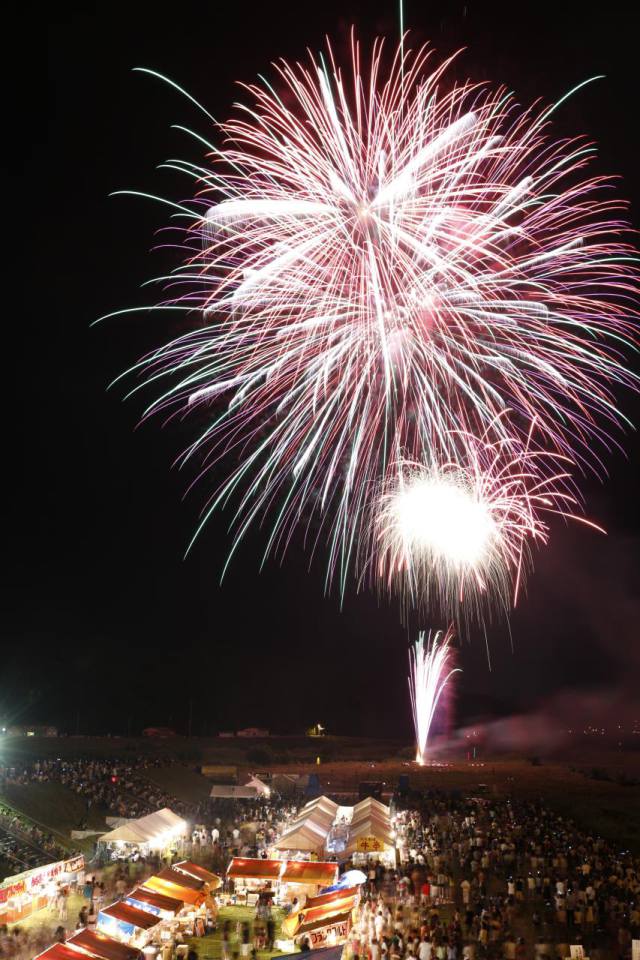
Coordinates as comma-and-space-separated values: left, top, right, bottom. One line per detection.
355, 837, 383, 852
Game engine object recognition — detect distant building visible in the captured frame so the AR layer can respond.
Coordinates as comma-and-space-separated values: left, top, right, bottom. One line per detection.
201, 764, 238, 783
6, 725, 58, 738
236, 727, 269, 738
142, 727, 177, 738
306, 723, 326, 737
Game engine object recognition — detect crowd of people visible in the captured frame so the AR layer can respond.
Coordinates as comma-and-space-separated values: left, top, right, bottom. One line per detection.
0, 759, 639, 959
0, 757, 198, 823
0, 802, 69, 875
346, 790, 639, 959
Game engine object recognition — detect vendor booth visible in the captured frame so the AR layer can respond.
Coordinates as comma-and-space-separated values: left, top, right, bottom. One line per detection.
173, 860, 221, 888
67, 928, 143, 960
98, 900, 161, 948
126, 887, 184, 920
274, 816, 330, 857
226, 857, 339, 904
142, 875, 205, 908
294, 908, 353, 948
227, 857, 282, 902
281, 888, 359, 939
344, 818, 395, 866
98, 808, 187, 860
341, 797, 395, 866
0, 854, 84, 924
273, 796, 340, 858
34, 946, 91, 960
280, 860, 339, 895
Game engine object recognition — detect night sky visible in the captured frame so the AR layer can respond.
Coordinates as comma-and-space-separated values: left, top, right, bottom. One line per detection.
8, 1, 639, 738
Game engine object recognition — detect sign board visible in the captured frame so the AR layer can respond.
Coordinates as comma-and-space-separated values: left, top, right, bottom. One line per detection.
0, 855, 84, 901
309, 919, 351, 948
631, 940, 639, 960
355, 837, 384, 853
201, 764, 238, 781
569, 948, 585, 959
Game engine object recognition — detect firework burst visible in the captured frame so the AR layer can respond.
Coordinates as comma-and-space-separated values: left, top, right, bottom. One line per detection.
110, 36, 638, 597
368, 418, 604, 623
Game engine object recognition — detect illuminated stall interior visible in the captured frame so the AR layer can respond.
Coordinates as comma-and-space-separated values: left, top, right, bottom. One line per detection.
98, 808, 187, 860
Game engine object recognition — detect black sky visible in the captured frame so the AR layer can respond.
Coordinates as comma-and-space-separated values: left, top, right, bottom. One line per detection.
7, 0, 639, 738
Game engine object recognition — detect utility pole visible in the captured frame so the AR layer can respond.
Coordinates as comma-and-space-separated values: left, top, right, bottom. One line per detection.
188, 699, 193, 738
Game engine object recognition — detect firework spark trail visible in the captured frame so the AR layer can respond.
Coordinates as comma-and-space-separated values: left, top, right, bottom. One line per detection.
110, 36, 639, 600
409, 627, 461, 764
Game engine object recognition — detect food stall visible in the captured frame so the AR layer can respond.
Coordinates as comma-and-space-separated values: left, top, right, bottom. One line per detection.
280, 884, 360, 947
226, 857, 283, 903
125, 887, 184, 921
274, 816, 330, 859
67, 928, 143, 960
293, 908, 353, 949
34, 946, 90, 960
279, 860, 339, 900
98, 900, 162, 948
142, 869, 206, 906
172, 860, 221, 889
344, 817, 396, 867
0, 854, 84, 924
98, 808, 187, 861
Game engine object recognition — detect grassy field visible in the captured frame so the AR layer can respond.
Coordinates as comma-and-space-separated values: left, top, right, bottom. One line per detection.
146, 765, 213, 804
186, 903, 289, 960
272, 755, 640, 852
0, 735, 406, 765
1, 735, 638, 854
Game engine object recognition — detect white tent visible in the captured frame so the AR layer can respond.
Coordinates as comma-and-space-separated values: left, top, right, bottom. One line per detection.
299, 796, 339, 819
244, 776, 271, 797
98, 808, 187, 848
274, 817, 329, 854
344, 816, 395, 855
352, 797, 391, 818
210, 785, 258, 799
273, 795, 341, 855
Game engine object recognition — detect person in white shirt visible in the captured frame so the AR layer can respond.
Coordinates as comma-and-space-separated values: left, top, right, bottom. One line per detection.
418, 937, 432, 960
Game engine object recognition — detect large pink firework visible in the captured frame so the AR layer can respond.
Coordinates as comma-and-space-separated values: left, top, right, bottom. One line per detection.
113, 36, 638, 600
